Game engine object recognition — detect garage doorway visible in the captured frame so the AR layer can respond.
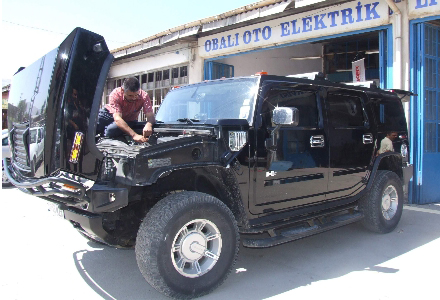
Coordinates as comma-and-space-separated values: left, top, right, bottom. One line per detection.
203, 28, 391, 89
410, 20, 440, 204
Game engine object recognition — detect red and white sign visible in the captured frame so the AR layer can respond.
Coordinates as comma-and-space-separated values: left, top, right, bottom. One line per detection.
352, 58, 366, 82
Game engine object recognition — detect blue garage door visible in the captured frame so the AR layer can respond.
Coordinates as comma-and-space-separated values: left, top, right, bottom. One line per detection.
413, 23, 440, 204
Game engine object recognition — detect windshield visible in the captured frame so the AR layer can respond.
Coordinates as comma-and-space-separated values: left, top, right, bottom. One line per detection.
156, 78, 259, 124
29, 129, 38, 144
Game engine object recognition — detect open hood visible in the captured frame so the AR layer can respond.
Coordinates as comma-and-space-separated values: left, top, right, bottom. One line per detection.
7, 28, 113, 179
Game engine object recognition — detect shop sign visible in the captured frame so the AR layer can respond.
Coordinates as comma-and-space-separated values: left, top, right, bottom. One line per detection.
198, 1, 389, 58
408, 0, 440, 18
352, 58, 366, 82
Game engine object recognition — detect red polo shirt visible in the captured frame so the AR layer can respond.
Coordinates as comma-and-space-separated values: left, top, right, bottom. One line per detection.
105, 87, 153, 122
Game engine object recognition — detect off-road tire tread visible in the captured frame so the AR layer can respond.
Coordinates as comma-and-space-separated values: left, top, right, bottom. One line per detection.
135, 191, 239, 299
360, 170, 403, 233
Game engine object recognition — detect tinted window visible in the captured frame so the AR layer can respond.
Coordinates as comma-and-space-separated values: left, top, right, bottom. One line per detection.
2, 137, 8, 146
262, 87, 319, 128
371, 96, 407, 131
327, 93, 365, 128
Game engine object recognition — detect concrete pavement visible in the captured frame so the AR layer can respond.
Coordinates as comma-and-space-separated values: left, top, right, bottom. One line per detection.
1, 186, 439, 300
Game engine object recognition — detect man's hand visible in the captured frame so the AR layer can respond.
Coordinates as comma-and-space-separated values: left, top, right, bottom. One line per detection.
143, 122, 153, 138
114, 112, 146, 142
133, 134, 148, 143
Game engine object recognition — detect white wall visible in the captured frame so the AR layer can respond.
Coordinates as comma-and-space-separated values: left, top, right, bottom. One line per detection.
108, 43, 191, 78
214, 43, 323, 77
188, 43, 204, 84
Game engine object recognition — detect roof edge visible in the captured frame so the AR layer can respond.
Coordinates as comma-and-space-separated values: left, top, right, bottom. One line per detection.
110, 0, 286, 54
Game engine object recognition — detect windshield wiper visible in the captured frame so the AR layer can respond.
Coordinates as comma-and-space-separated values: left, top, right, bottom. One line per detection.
155, 120, 164, 123
177, 118, 200, 124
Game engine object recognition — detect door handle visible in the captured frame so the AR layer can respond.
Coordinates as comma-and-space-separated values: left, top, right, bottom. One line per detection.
310, 135, 325, 147
363, 133, 373, 144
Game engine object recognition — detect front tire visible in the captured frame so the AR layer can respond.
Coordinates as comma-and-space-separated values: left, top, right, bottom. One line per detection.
360, 170, 403, 233
135, 191, 239, 299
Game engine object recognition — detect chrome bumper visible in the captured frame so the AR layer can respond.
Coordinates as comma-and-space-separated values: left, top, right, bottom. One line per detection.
3, 157, 89, 205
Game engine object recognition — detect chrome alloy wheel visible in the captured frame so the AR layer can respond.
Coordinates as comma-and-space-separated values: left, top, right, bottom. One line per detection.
171, 219, 222, 278
382, 185, 398, 220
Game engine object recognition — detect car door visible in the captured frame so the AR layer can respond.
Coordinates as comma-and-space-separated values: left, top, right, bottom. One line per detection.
249, 82, 329, 214
325, 88, 374, 200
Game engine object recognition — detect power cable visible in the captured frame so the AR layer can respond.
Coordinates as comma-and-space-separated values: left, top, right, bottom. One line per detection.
2, 20, 67, 35
2, 20, 128, 44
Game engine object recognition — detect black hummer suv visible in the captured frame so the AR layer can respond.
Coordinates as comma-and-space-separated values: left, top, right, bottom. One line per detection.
5, 28, 413, 298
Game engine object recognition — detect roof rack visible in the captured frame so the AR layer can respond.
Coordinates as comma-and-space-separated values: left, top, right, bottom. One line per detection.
384, 89, 417, 97
343, 81, 378, 89
287, 72, 326, 80
384, 89, 418, 101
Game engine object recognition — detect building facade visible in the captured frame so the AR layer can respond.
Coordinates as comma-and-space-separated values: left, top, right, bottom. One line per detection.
2, 85, 10, 130
107, 0, 440, 204
407, 0, 440, 204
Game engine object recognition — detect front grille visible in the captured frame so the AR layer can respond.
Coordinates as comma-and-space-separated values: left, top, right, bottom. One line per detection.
12, 123, 32, 173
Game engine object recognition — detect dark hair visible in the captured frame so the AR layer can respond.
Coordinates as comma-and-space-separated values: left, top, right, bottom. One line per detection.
123, 77, 140, 92
386, 131, 398, 136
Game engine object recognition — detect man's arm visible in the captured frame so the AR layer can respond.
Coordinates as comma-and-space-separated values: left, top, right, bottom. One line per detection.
143, 111, 156, 138
113, 112, 147, 143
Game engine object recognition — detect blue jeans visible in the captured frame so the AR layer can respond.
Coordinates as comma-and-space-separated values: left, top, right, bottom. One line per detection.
96, 108, 141, 138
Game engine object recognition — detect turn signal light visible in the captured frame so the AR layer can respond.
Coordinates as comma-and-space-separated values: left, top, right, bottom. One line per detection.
255, 71, 268, 76
69, 132, 84, 164
63, 184, 78, 190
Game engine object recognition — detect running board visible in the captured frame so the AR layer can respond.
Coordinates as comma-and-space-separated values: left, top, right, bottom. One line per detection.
242, 211, 364, 248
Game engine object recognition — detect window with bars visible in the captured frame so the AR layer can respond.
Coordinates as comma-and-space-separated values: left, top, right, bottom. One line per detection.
324, 36, 380, 83
172, 67, 179, 79
105, 64, 189, 118
423, 24, 439, 153
204, 62, 234, 80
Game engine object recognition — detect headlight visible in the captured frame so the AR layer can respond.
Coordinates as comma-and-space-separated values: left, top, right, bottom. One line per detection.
229, 131, 247, 151
401, 143, 408, 158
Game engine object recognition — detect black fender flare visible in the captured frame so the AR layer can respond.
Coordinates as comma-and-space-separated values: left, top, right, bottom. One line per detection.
365, 152, 403, 191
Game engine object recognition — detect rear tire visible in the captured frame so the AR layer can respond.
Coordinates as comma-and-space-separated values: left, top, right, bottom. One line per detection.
135, 191, 239, 299
360, 170, 403, 233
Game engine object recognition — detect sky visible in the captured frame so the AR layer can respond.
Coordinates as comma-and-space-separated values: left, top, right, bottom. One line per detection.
1, 0, 259, 84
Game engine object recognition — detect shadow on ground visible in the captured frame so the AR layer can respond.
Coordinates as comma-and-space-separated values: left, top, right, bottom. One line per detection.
72, 206, 440, 299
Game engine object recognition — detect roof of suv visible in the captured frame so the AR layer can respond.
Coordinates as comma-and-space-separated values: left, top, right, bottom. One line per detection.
180, 74, 401, 98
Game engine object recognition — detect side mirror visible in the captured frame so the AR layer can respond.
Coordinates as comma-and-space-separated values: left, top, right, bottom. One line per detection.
266, 107, 299, 150
273, 107, 299, 126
